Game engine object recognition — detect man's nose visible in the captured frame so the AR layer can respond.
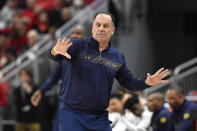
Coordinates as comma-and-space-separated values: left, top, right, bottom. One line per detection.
98, 25, 104, 31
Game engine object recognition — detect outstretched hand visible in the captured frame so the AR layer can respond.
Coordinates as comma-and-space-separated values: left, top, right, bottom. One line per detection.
145, 67, 169, 86
51, 37, 73, 59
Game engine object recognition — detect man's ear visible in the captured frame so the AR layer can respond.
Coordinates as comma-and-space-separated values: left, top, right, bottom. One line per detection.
112, 27, 115, 35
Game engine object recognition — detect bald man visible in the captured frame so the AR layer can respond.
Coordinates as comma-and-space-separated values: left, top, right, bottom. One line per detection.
70, 25, 85, 39
167, 86, 197, 131
147, 92, 173, 131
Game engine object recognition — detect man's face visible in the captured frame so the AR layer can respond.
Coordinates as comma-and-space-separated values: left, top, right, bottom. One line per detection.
70, 27, 85, 39
147, 94, 159, 112
108, 98, 123, 113
166, 90, 182, 109
92, 14, 115, 43
20, 70, 31, 83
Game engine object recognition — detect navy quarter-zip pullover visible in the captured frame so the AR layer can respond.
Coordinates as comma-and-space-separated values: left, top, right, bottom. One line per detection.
150, 106, 173, 131
172, 100, 197, 131
48, 36, 150, 116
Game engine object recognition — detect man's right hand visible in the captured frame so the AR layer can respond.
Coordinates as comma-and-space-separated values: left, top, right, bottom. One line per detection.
31, 90, 42, 107
51, 37, 73, 59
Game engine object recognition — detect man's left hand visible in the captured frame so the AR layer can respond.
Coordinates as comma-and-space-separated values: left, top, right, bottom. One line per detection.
145, 67, 169, 86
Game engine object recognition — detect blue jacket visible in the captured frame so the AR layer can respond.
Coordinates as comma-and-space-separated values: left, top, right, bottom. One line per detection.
48, 36, 150, 116
172, 100, 197, 131
150, 106, 173, 131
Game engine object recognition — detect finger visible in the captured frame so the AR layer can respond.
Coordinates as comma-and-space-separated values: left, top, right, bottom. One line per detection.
66, 42, 73, 48
57, 39, 61, 45
160, 71, 169, 79
61, 37, 67, 44
147, 73, 151, 78
155, 67, 164, 75
160, 69, 168, 75
63, 53, 71, 59
64, 38, 70, 45
160, 80, 169, 83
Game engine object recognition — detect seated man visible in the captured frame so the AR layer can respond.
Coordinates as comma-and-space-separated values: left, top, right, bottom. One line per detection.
147, 92, 173, 131
166, 86, 197, 131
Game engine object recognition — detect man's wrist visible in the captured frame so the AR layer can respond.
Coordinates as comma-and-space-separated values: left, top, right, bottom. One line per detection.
51, 47, 58, 56
145, 79, 150, 86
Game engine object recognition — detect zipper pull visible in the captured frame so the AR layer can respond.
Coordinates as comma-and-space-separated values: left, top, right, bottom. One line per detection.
99, 52, 102, 61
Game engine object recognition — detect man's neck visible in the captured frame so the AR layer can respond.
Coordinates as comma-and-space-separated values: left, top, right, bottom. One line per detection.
98, 41, 109, 52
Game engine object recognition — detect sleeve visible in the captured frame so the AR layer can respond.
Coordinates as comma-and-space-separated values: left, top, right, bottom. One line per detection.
39, 62, 62, 93
136, 109, 152, 129
115, 54, 150, 91
47, 39, 84, 61
121, 117, 138, 131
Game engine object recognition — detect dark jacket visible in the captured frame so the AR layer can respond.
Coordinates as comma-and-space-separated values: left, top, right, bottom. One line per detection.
14, 82, 39, 123
48, 36, 150, 116
172, 100, 197, 131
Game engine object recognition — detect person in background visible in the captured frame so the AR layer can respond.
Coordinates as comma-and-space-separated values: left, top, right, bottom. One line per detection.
166, 86, 197, 131
14, 68, 40, 131
20, 29, 39, 54
120, 94, 152, 131
147, 92, 173, 131
31, 25, 85, 131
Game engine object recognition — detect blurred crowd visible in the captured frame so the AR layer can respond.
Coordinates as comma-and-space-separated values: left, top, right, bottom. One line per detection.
0, 0, 94, 70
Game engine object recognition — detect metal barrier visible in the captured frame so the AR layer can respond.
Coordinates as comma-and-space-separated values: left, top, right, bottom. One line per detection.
143, 57, 197, 101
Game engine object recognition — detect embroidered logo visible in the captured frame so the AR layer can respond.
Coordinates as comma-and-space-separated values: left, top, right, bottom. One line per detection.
160, 117, 167, 123
85, 56, 91, 60
183, 113, 190, 120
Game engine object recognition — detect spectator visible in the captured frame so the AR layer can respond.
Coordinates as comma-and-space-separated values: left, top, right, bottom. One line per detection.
14, 68, 40, 131
70, 0, 85, 16
108, 93, 124, 114
0, 0, 18, 29
49, 7, 72, 28
0, 34, 9, 69
1, 48, 17, 68
33, 11, 49, 34
31, 25, 86, 131
21, 29, 39, 54
59, 7, 72, 27
120, 95, 152, 131
0, 15, 33, 53
166, 86, 197, 131
70, 25, 86, 39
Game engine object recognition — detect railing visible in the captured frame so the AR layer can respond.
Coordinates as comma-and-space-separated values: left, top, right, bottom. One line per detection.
143, 57, 197, 101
